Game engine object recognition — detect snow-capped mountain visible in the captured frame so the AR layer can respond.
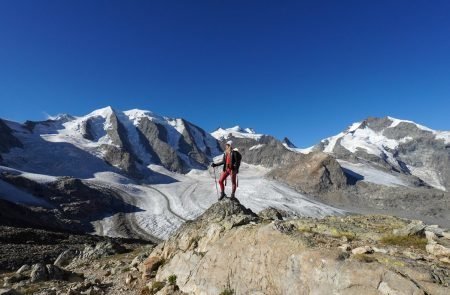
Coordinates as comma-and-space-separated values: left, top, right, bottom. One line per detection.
0, 106, 222, 178
302, 116, 450, 191
0, 108, 347, 240
211, 126, 263, 141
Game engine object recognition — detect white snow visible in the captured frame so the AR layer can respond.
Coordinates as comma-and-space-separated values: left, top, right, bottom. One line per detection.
338, 160, 407, 187
406, 165, 447, 191
387, 116, 434, 132
211, 126, 263, 141
0, 166, 57, 184
435, 131, 450, 144
284, 144, 315, 154
249, 144, 265, 151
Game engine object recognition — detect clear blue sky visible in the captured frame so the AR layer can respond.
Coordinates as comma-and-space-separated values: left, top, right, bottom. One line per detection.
1, 0, 449, 147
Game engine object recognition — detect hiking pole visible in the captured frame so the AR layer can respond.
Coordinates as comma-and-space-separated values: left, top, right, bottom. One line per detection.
213, 166, 219, 198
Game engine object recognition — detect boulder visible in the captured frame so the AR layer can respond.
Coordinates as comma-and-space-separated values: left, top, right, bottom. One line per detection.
258, 207, 284, 221
15, 265, 30, 275
393, 220, 426, 236
30, 263, 48, 283
54, 249, 77, 267
268, 151, 348, 194
77, 241, 126, 260
351, 246, 374, 255
141, 256, 163, 280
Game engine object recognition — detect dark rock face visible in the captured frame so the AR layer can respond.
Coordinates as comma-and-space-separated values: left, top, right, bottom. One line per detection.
135, 117, 186, 173
100, 112, 143, 178
282, 137, 297, 148
268, 152, 348, 194
135, 117, 222, 173
0, 120, 22, 154
220, 135, 299, 168
178, 119, 212, 168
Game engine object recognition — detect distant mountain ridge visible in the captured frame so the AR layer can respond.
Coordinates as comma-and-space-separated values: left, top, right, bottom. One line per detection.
0, 106, 222, 178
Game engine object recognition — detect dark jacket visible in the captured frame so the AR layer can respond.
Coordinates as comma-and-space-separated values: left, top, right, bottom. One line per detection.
215, 150, 241, 173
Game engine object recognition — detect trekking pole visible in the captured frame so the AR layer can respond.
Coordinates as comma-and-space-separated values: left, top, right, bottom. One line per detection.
213, 166, 219, 198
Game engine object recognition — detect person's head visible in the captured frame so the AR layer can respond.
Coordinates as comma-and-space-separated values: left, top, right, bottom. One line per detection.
226, 140, 233, 152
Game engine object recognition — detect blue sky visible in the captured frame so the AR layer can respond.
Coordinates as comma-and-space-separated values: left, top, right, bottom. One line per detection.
0, 0, 449, 147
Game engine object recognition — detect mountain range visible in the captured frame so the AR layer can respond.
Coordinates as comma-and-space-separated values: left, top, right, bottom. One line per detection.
0, 107, 449, 240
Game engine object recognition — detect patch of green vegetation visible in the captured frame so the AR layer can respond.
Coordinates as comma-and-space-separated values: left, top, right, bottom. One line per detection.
219, 288, 235, 295
380, 235, 427, 250
377, 256, 405, 268
150, 281, 166, 294
122, 266, 131, 273
168, 274, 177, 286
297, 225, 314, 233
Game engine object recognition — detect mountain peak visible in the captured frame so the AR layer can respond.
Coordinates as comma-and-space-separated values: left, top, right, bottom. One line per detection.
87, 106, 117, 118
211, 126, 262, 141
282, 137, 297, 148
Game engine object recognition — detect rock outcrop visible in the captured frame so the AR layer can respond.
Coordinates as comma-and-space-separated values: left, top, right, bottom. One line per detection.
268, 151, 348, 194
140, 199, 450, 295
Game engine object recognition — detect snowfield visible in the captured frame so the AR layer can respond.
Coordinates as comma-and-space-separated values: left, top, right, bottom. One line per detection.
337, 160, 408, 187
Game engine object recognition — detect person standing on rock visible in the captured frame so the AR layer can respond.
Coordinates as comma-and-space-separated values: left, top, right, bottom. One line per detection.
211, 140, 242, 200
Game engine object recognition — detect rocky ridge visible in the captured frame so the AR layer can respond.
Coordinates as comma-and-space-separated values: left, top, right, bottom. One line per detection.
138, 198, 450, 295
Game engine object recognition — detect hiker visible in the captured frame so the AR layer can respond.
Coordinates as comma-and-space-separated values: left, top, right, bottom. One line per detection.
211, 140, 242, 200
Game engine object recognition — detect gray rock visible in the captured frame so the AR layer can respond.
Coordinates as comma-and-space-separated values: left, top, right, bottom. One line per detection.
15, 265, 30, 274
351, 246, 374, 255
30, 263, 48, 283
268, 151, 348, 194
54, 249, 77, 267
46, 264, 66, 280
130, 252, 149, 268
77, 241, 126, 260
0, 289, 22, 295
393, 220, 426, 236
258, 207, 284, 221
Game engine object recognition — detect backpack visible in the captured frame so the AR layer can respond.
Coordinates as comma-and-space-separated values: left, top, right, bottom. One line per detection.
233, 150, 242, 171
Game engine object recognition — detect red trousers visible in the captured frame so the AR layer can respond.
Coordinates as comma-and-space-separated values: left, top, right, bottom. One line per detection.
219, 169, 237, 193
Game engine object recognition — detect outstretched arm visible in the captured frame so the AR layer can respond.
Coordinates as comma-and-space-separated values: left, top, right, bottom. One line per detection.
211, 154, 225, 167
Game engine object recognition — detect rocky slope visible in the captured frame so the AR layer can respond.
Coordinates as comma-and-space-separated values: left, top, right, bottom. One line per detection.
139, 198, 450, 295
0, 172, 146, 235
3, 199, 449, 294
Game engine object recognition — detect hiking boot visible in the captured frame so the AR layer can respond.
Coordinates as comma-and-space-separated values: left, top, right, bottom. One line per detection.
230, 193, 237, 200
218, 192, 226, 201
